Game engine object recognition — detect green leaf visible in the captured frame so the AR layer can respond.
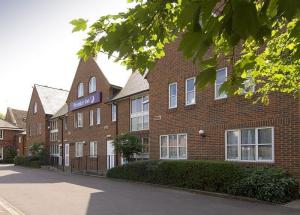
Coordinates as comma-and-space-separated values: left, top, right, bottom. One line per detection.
266, 0, 279, 18
196, 56, 217, 89
70, 18, 88, 32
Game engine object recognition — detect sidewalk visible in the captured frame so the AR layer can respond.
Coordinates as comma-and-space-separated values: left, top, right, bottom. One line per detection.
0, 197, 24, 215
285, 199, 300, 210
0, 203, 11, 215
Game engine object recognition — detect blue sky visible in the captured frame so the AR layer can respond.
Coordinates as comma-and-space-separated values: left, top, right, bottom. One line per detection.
0, 0, 132, 113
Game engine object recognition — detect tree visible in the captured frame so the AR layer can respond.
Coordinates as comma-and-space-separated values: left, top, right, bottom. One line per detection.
29, 143, 44, 157
71, 0, 300, 104
0, 113, 5, 120
113, 133, 143, 162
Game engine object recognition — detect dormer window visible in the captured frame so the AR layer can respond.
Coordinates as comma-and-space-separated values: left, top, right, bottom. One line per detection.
33, 102, 37, 114
89, 77, 96, 94
77, 82, 84, 98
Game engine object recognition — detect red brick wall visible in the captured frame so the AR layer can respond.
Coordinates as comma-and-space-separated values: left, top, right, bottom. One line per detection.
0, 129, 19, 160
147, 40, 300, 179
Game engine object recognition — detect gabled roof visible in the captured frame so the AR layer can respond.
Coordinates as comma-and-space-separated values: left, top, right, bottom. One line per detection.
35, 84, 69, 115
6, 107, 27, 129
94, 55, 131, 88
0, 119, 21, 130
51, 103, 68, 119
111, 72, 149, 101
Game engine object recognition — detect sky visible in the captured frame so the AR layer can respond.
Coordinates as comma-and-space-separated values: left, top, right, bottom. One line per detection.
0, 0, 132, 114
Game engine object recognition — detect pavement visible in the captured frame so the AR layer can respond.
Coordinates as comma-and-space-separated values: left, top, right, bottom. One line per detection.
0, 164, 299, 215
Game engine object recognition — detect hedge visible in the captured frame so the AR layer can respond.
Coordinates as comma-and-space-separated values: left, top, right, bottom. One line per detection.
107, 160, 299, 203
14, 156, 41, 168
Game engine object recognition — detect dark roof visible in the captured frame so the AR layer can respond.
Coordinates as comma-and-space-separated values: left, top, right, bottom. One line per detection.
35, 84, 69, 115
0, 119, 21, 130
6, 107, 27, 129
111, 72, 149, 101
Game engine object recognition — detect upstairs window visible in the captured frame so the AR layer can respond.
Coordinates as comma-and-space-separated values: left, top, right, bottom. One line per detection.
131, 96, 149, 131
77, 112, 83, 128
112, 104, 117, 122
242, 74, 255, 94
96, 108, 101, 125
77, 82, 84, 98
185, 77, 196, 105
89, 77, 96, 94
215, 68, 227, 99
169, 83, 177, 109
0, 130, 3, 140
89, 110, 94, 126
33, 102, 37, 114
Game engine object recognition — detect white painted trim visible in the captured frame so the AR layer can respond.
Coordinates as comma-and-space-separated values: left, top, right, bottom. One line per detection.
215, 67, 228, 100
185, 77, 196, 106
168, 82, 177, 109
0, 147, 3, 160
159, 133, 187, 160
0, 130, 3, 140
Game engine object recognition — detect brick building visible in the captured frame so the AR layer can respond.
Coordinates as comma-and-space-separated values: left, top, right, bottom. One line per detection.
26, 84, 68, 154
146, 40, 300, 180
5, 107, 27, 155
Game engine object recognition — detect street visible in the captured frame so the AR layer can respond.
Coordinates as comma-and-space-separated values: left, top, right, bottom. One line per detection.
0, 164, 299, 215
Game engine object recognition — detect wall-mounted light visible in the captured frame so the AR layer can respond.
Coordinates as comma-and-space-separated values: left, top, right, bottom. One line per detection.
199, 129, 206, 137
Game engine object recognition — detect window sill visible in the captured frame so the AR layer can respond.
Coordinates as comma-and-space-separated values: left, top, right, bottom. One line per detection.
226, 159, 274, 164
184, 104, 196, 110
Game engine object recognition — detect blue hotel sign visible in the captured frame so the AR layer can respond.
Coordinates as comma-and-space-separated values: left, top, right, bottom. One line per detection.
70, 91, 102, 111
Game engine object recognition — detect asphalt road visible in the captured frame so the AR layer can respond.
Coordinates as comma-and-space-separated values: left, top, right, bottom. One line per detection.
0, 164, 299, 215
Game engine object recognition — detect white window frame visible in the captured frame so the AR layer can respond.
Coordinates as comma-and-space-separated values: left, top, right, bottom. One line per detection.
169, 82, 177, 109
130, 95, 149, 131
77, 82, 84, 98
96, 108, 101, 125
89, 110, 94, 126
112, 104, 117, 122
75, 142, 83, 157
89, 76, 96, 94
33, 102, 37, 114
89, 141, 98, 157
77, 113, 83, 128
185, 77, 196, 105
0, 147, 3, 160
0, 130, 3, 140
225, 127, 274, 163
241, 75, 255, 94
215, 67, 228, 100
159, 133, 187, 160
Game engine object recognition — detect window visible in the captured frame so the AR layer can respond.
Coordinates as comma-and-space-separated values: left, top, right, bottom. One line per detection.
77, 113, 83, 128
160, 134, 187, 159
131, 96, 149, 131
225, 127, 274, 162
29, 126, 32, 137
185, 77, 196, 105
64, 117, 68, 130
112, 104, 116, 122
89, 141, 98, 157
50, 120, 58, 142
75, 142, 83, 157
215, 68, 227, 99
242, 75, 255, 94
18, 136, 22, 143
0, 147, 3, 160
96, 108, 101, 124
77, 82, 84, 98
33, 102, 37, 114
142, 137, 149, 154
89, 77, 96, 93
0, 130, 3, 140
169, 83, 177, 109
89, 110, 94, 126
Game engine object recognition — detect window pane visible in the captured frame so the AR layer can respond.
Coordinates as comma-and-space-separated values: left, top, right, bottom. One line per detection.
161, 147, 167, 158
137, 116, 143, 130
169, 147, 177, 158
227, 145, 238, 159
227, 131, 238, 145
131, 117, 138, 131
170, 96, 176, 108
241, 129, 255, 145
179, 147, 186, 158
187, 91, 195, 104
216, 69, 226, 84
161, 136, 168, 147
216, 84, 227, 98
169, 135, 177, 147
186, 78, 195, 92
241, 145, 255, 160
258, 128, 272, 144
143, 115, 149, 130
143, 102, 149, 112
258, 145, 272, 160
178, 134, 186, 147
170, 84, 176, 96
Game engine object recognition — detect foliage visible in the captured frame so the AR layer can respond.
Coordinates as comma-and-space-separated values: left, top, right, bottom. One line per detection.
229, 168, 299, 203
3, 146, 17, 163
107, 160, 299, 203
71, 0, 300, 104
14, 156, 41, 168
29, 143, 44, 157
113, 133, 143, 161
0, 113, 4, 120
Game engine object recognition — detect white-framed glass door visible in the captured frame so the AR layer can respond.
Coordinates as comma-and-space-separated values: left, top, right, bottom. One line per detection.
65, 144, 69, 167
106, 140, 115, 169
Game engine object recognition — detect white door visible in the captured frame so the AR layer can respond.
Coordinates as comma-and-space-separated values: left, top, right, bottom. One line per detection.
107, 140, 115, 169
65, 144, 69, 167
58, 145, 62, 165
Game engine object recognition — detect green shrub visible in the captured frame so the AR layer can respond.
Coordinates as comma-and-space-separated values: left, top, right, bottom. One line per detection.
14, 156, 41, 168
229, 168, 299, 203
2, 146, 17, 163
107, 160, 299, 203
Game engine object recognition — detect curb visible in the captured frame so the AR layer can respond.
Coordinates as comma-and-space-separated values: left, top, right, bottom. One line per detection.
0, 196, 25, 215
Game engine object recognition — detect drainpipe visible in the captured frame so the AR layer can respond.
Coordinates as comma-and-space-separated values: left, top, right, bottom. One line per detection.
59, 116, 64, 172
115, 102, 119, 166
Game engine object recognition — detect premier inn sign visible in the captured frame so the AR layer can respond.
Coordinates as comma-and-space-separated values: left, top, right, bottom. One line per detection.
70, 91, 102, 111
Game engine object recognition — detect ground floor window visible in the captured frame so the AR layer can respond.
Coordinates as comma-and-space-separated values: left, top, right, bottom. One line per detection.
160, 134, 187, 159
226, 127, 274, 162
89, 141, 98, 157
0, 147, 3, 160
75, 142, 83, 157
50, 144, 59, 156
